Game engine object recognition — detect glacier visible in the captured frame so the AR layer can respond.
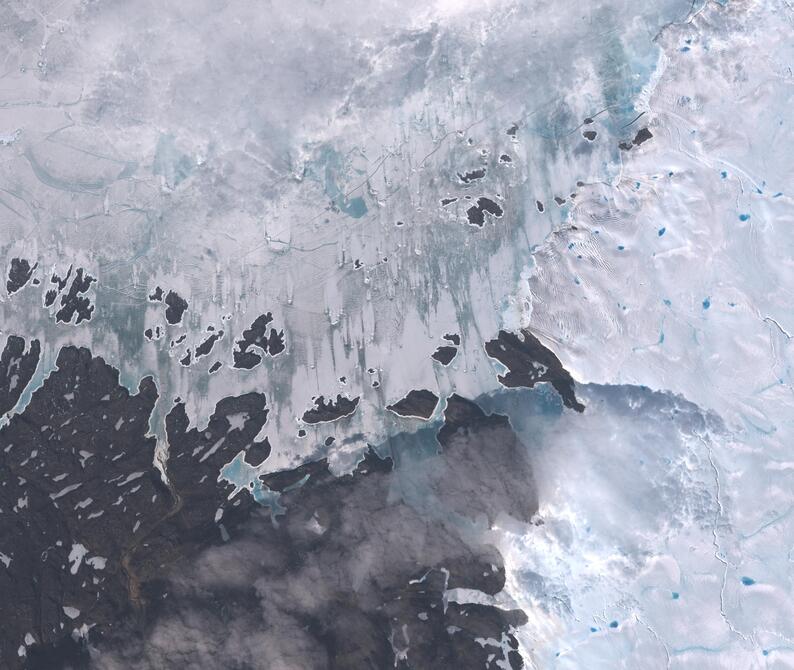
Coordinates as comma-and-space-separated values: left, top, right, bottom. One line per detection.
1, 0, 792, 667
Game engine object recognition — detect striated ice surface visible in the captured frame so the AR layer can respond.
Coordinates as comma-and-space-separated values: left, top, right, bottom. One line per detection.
0, 0, 703, 466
